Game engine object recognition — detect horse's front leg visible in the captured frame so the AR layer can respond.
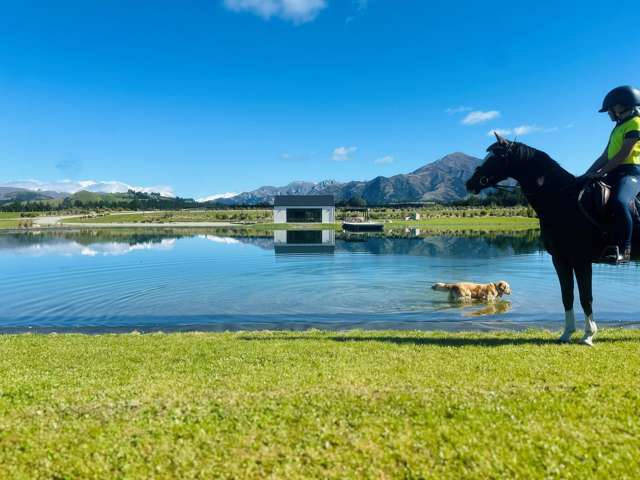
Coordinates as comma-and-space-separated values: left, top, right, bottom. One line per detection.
575, 261, 597, 346
552, 256, 576, 343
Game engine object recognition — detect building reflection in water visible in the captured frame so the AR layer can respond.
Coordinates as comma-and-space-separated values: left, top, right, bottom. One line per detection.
273, 230, 335, 254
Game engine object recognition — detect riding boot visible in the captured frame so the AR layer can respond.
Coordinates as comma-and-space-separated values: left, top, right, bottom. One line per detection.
580, 314, 597, 346
558, 310, 576, 343
599, 245, 630, 264
599, 245, 622, 264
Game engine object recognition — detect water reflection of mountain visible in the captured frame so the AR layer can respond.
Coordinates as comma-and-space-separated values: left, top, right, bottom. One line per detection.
334, 234, 542, 258
0, 229, 542, 258
0, 233, 176, 256
209, 232, 542, 258
0, 231, 176, 249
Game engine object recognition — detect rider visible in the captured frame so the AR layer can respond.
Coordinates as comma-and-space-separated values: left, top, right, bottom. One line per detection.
585, 85, 640, 263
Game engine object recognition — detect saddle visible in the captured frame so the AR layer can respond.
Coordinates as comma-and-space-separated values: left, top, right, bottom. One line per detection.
577, 179, 640, 229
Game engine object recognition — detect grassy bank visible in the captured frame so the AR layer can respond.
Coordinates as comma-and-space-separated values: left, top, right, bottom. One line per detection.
1, 329, 639, 479
385, 215, 538, 232
63, 210, 273, 224
0, 212, 21, 229
59, 209, 539, 232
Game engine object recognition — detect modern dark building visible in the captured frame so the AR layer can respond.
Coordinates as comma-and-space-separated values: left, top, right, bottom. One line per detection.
273, 195, 335, 224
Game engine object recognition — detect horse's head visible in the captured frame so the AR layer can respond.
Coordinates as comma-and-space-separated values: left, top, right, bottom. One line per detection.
466, 133, 516, 194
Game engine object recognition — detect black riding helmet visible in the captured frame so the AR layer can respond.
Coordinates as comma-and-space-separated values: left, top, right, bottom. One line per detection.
599, 85, 640, 112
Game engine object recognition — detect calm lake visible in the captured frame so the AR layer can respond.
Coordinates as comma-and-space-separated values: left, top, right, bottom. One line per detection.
1, 229, 639, 333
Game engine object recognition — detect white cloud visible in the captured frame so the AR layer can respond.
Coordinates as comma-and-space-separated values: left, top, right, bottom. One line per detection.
374, 155, 395, 165
462, 110, 501, 125
197, 192, 238, 202
513, 125, 537, 135
332, 146, 357, 162
198, 235, 242, 245
223, 0, 327, 24
487, 125, 559, 137
0, 180, 175, 197
488, 128, 513, 137
446, 106, 473, 115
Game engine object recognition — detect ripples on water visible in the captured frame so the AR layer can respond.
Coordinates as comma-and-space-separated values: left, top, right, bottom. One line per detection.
0, 229, 638, 332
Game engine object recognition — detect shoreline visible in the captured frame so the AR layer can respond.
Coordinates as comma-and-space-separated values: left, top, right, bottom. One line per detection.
2, 322, 639, 335
0, 219, 540, 233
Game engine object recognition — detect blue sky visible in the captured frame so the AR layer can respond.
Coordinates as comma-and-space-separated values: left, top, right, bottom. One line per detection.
1, 0, 639, 199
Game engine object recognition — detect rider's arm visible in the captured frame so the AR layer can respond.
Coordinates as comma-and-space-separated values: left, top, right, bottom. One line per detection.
585, 146, 610, 174
600, 137, 640, 174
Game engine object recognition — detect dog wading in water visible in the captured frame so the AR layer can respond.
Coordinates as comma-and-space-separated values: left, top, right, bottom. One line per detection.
432, 281, 511, 302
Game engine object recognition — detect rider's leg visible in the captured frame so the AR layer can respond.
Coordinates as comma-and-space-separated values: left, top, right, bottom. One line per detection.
609, 168, 640, 260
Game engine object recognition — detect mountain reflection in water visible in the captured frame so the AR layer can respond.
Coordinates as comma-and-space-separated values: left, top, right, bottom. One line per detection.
0, 229, 542, 258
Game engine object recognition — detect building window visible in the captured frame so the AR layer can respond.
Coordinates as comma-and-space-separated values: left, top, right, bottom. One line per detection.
286, 208, 322, 223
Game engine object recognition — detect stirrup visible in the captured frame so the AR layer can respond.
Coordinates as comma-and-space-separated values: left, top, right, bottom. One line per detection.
597, 245, 629, 264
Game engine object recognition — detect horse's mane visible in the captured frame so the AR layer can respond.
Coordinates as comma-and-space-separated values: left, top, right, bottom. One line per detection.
512, 142, 575, 181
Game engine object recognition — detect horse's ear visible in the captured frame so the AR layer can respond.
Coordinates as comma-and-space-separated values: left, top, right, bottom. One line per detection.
494, 131, 508, 145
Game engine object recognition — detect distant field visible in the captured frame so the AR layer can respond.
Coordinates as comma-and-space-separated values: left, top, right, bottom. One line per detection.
60, 208, 539, 232
385, 216, 539, 231
1, 329, 639, 479
64, 210, 273, 224
0, 219, 19, 229
0, 213, 20, 229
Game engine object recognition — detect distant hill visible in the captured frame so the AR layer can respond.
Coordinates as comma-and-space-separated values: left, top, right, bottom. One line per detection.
213, 152, 484, 206
0, 187, 67, 205
0, 189, 196, 211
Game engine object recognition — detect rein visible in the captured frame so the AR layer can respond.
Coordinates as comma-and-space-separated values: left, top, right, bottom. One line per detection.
487, 150, 601, 228
492, 178, 582, 198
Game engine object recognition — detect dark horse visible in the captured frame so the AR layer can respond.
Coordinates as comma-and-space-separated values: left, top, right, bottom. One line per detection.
466, 134, 640, 346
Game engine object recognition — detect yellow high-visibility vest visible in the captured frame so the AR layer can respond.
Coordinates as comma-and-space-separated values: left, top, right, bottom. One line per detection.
608, 115, 640, 165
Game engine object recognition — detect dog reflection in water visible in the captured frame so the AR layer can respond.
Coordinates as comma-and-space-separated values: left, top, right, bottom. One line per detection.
463, 300, 512, 317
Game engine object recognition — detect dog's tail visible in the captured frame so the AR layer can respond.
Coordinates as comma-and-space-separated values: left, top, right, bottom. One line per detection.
431, 283, 451, 291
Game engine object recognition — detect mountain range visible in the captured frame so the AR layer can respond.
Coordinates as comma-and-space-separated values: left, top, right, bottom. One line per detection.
214, 152, 483, 205
1, 152, 487, 208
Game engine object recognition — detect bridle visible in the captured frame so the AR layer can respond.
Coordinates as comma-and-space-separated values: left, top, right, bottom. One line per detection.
475, 145, 513, 190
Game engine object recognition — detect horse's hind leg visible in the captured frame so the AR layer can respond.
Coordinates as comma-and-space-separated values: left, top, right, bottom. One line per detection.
575, 261, 597, 346
552, 256, 576, 343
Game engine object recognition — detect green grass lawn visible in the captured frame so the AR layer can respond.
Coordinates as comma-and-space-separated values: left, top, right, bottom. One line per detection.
1, 329, 639, 479
385, 215, 538, 231
0, 213, 20, 228
0, 219, 19, 229
63, 210, 273, 224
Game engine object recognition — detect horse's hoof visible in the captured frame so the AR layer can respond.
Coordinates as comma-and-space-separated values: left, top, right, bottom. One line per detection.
579, 336, 594, 347
558, 329, 575, 343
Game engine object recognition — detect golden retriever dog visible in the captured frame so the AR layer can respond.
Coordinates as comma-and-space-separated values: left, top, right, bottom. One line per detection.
432, 281, 511, 302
